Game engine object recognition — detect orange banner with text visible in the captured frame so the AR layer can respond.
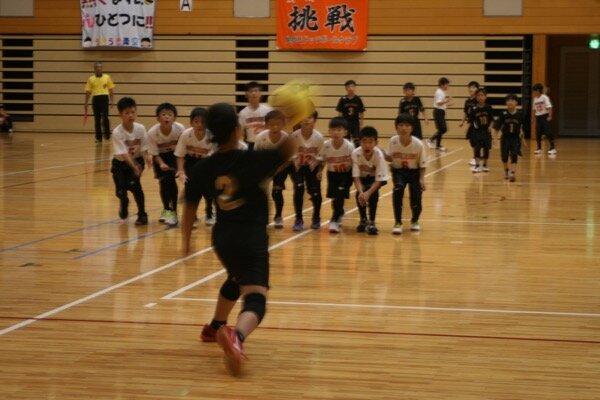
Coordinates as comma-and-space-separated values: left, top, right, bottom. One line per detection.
276, 0, 368, 51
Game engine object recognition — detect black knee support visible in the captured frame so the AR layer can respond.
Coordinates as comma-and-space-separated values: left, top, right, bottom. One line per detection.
219, 278, 241, 301
241, 293, 266, 323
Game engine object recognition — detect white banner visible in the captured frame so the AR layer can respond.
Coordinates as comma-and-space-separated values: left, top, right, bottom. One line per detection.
81, 0, 156, 49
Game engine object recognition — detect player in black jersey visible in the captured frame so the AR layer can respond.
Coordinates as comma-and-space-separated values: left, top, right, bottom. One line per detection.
336, 80, 365, 147
466, 88, 495, 173
459, 81, 480, 166
494, 94, 525, 181
398, 82, 429, 139
182, 103, 295, 376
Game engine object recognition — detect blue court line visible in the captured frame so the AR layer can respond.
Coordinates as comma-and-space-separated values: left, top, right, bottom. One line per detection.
74, 226, 173, 260
0, 207, 161, 253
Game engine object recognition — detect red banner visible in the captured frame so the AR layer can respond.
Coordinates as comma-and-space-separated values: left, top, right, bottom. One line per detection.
277, 0, 368, 51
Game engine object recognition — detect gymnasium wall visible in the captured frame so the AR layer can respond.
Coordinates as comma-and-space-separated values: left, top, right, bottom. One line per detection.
0, 34, 526, 137
0, 0, 598, 35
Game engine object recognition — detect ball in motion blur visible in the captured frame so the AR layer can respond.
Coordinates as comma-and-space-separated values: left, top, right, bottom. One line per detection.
268, 80, 318, 128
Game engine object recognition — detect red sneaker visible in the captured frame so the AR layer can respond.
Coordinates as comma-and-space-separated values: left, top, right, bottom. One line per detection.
200, 324, 217, 342
216, 326, 246, 376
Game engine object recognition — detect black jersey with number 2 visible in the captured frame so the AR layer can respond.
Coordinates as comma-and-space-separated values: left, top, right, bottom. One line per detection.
185, 149, 284, 226
494, 110, 524, 136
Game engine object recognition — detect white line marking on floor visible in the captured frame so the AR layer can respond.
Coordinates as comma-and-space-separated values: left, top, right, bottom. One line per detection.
0, 154, 463, 336
166, 297, 600, 318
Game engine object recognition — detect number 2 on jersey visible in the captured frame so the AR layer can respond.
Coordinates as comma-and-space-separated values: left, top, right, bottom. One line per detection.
215, 175, 245, 211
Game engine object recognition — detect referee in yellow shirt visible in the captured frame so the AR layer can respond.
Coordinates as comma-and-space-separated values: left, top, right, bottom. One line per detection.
84, 61, 115, 143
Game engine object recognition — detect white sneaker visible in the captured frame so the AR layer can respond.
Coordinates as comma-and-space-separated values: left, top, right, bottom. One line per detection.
482, 166, 489, 173
410, 222, 421, 232
392, 223, 403, 235
534, 149, 543, 155
159, 209, 168, 223
468, 159, 476, 166
471, 165, 481, 173
274, 217, 284, 229
426, 138, 435, 149
548, 149, 557, 155
165, 211, 178, 227
205, 216, 216, 226
436, 146, 447, 152
192, 218, 199, 229
329, 221, 340, 233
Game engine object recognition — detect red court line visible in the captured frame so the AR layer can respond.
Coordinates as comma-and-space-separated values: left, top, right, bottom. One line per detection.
0, 316, 597, 345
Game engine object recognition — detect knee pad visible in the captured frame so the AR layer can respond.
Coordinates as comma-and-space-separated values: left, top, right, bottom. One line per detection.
219, 278, 241, 301
241, 293, 266, 323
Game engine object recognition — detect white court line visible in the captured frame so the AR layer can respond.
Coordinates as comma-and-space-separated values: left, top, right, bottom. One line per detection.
0, 153, 463, 336
373, 218, 598, 227
161, 224, 331, 299
0, 246, 214, 336
160, 158, 464, 300
1, 158, 112, 177
166, 297, 600, 319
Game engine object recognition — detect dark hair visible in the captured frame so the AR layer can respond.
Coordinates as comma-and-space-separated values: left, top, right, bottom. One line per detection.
190, 107, 207, 123
245, 81, 261, 91
206, 103, 239, 145
395, 113, 415, 127
403, 82, 415, 90
468, 81, 480, 88
117, 97, 136, 112
359, 126, 378, 140
265, 109, 285, 124
344, 80, 356, 87
141, 38, 151, 43
438, 77, 450, 86
329, 117, 348, 129
476, 88, 487, 96
310, 109, 319, 120
155, 102, 177, 117
505, 94, 519, 102
532, 83, 544, 92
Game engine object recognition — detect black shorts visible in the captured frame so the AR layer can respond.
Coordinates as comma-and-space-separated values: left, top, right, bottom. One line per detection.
272, 165, 292, 190
473, 130, 492, 150
111, 157, 145, 175
501, 136, 520, 163
212, 222, 269, 288
153, 151, 177, 180
183, 154, 204, 176
536, 115, 552, 136
326, 170, 352, 199
359, 175, 386, 191
392, 168, 420, 186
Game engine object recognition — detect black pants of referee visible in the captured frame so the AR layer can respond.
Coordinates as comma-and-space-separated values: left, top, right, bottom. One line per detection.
92, 94, 110, 141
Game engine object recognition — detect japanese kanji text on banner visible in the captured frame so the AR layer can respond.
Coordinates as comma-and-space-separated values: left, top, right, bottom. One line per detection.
81, 0, 156, 49
277, 0, 368, 51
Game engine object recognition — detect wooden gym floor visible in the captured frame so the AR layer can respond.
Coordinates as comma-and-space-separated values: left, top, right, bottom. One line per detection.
0, 132, 599, 399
